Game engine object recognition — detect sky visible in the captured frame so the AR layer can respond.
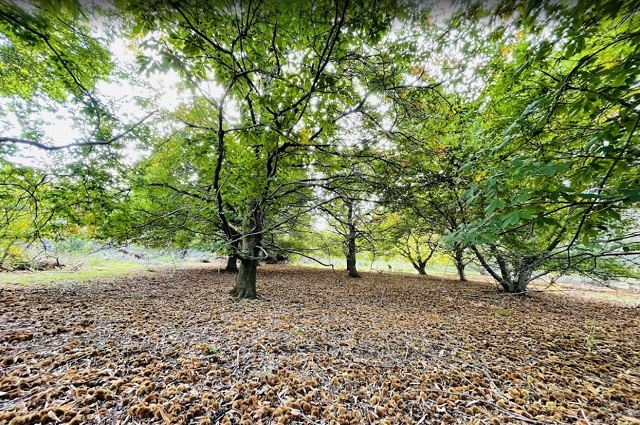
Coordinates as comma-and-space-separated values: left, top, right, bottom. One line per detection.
1, 17, 183, 168
1, 0, 511, 169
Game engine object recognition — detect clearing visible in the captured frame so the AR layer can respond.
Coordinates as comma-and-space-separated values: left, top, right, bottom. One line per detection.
1, 266, 639, 424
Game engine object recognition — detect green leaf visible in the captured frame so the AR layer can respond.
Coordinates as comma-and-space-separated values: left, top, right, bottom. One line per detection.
485, 199, 506, 215
501, 211, 521, 227
517, 210, 534, 220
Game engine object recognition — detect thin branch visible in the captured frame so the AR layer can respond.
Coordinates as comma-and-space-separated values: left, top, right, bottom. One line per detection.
0, 110, 157, 150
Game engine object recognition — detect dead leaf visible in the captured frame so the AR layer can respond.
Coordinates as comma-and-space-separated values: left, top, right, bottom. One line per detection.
0, 265, 638, 424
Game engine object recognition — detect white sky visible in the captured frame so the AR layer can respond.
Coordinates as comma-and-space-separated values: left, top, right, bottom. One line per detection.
2, 2, 516, 168
2, 25, 183, 168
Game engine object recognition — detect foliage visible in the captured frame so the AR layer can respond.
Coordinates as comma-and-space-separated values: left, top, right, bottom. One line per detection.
0, 0, 142, 268
446, 1, 640, 291
1, 0, 639, 294
0, 0, 115, 151
0, 153, 127, 269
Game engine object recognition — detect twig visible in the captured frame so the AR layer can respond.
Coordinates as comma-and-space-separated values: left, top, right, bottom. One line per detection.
410, 389, 544, 424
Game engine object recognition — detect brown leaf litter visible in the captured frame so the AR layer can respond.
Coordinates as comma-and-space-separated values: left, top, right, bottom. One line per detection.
1, 265, 639, 424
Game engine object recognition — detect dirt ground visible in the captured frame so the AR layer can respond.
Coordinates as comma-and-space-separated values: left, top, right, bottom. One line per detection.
1, 265, 639, 424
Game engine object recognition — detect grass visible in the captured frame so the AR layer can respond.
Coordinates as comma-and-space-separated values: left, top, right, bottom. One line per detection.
0, 244, 233, 286
293, 255, 483, 278
0, 259, 150, 286
3, 253, 638, 307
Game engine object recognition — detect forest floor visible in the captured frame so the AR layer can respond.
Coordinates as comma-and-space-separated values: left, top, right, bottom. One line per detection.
1, 265, 639, 425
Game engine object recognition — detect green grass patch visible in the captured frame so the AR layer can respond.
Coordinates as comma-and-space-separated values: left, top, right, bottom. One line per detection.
570, 289, 640, 307
0, 259, 151, 286
291, 255, 482, 278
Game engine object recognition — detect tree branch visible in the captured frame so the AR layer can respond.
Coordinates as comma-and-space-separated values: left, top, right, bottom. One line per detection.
0, 110, 157, 151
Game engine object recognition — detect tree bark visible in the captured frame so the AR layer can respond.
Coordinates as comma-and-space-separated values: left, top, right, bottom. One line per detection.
471, 245, 512, 292
514, 271, 531, 294
471, 246, 533, 294
230, 233, 259, 299
495, 265, 532, 294
453, 247, 467, 281
231, 257, 257, 299
345, 201, 360, 278
471, 245, 503, 283
501, 279, 515, 293
410, 259, 427, 275
224, 253, 239, 273
512, 259, 534, 294
346, 236, 360, 278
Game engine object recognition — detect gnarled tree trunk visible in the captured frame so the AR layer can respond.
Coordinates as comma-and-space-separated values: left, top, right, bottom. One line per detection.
511, 257, 535, 294
453, 247, 467, 281
230, 234, 259, 299
224, 253, 238, 273
500, 273, 529, 294
471, 245, 532, 294
232, 256, 257, 298
228, 200, 264, 299
346, 202, 360, 278
411, 259, 427, 275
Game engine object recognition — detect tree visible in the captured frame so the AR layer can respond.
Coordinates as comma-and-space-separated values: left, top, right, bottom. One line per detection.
118, 0, 403, 298
319, 195, 365, 278
0, 0, 146, 267
313, 154, 383, 278
373, 82, 477, 281
449, 0, 640, 293
377, 212, 440, 275
4, 0, 638, 299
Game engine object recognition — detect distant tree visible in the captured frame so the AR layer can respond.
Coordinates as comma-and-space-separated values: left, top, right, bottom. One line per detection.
376, 212, 440, 275
373, 81, 477, 281
319, 195, 364, 278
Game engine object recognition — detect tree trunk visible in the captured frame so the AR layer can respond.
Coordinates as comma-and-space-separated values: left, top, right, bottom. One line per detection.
346, 237, 360, 278
471, 245, 503, 284
224, 253, 238, 273
500, 279, 515, 293
346, 202, 360, 278
411, 259, 427, 275
499, 269, 531, 294
513, 267, 533, 294
230, 234, 259, 299
453, 247, 467, 281
472, 246, 533, 294
231, 257, 257, 299
455, 261, 466, 281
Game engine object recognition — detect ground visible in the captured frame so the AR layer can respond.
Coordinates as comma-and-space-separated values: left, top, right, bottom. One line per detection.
1, 266, 639, 425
